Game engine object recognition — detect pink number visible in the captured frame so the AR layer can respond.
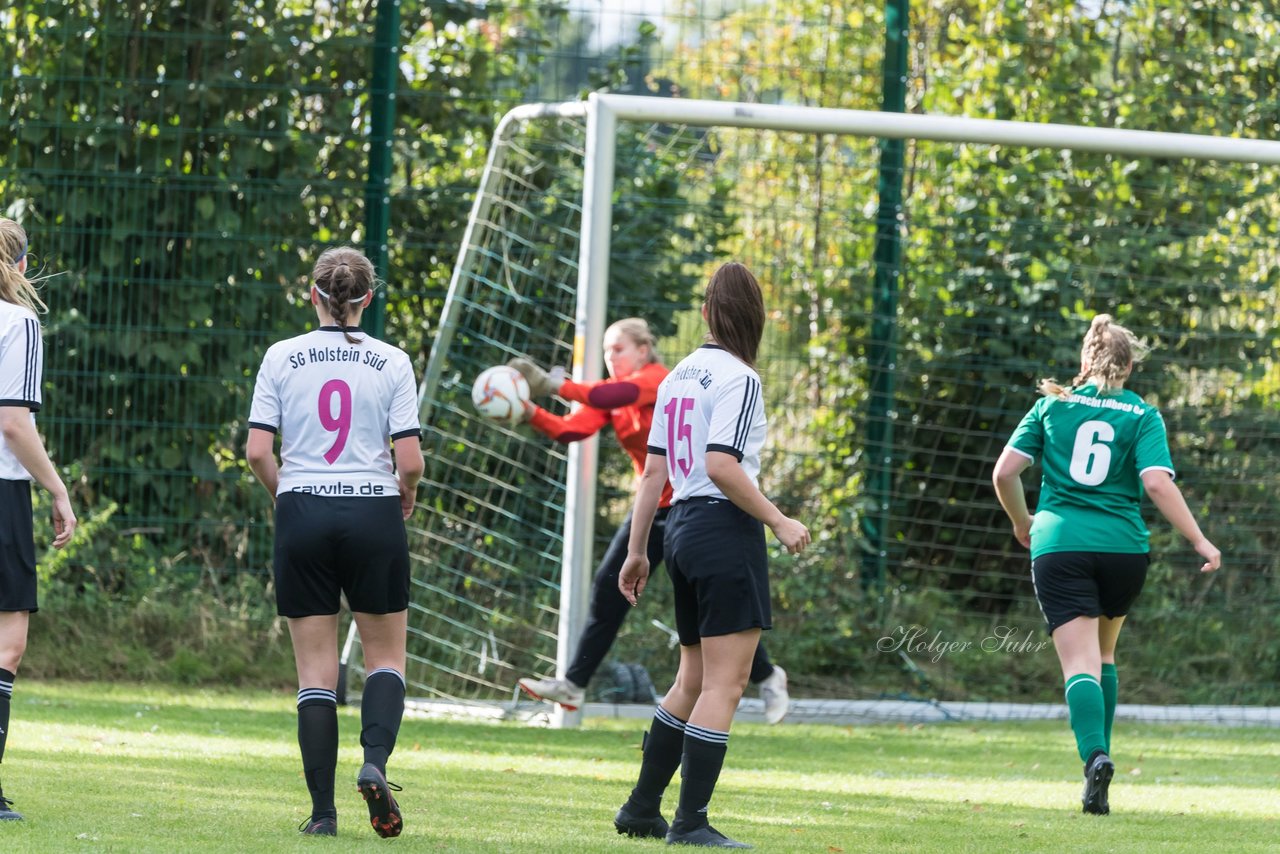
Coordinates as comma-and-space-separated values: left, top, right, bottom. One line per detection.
663, 397, 695, 477
318, 379, 352, 464
676, 398, 694, 476
663, 398, 678, 477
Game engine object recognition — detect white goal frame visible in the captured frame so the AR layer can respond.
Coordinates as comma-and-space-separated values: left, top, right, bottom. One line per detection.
405, 93, 1280, 728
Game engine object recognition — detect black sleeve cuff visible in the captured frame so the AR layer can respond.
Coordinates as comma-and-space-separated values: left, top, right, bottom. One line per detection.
247, 421, 278, 434
0, 399, 40, 412
706, 443, 744, 462
391, 427, 422, 441
646, 444, 667, 456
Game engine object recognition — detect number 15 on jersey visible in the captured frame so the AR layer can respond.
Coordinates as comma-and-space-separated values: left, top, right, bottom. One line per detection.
664, 396, 694, 479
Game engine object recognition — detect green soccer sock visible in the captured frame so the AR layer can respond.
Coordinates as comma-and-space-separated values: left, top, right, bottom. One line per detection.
1064, 673, 1107, 763
1100, 663, 1118, 754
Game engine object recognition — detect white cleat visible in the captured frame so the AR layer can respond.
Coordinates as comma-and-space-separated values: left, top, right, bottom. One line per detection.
518, 676, 585, 711
759, 665, 790, 725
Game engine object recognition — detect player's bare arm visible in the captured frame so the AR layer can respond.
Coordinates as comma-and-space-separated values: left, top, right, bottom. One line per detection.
705, 450, 809, 554
0, 406, 76, 548
619, 453, 668, 605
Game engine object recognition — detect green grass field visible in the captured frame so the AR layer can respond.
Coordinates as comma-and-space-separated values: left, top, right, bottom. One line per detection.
0, 682, 1275, 852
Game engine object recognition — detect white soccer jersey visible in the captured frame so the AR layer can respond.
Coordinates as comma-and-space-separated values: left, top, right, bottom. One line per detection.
0, 301, 43, 482
248, 327, 420, 497
646, 344, 765, 503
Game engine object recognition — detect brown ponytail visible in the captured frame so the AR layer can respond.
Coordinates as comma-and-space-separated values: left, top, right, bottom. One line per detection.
703, 262, 765, 368
312, 247, 375, 344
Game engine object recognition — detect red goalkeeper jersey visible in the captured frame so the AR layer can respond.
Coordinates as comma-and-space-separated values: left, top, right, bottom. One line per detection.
528, 361, 673, 509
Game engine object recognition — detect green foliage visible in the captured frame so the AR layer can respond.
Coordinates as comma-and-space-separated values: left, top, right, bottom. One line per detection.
4, 0, 1280, 703
27, 475, 295, 685
26, 587, 296, 686
1, 0, 562, 586
662, 0, 1280, 699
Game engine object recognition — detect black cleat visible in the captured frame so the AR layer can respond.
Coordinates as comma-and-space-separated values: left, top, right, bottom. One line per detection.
0, 791, 22, 822
666, 823, 753, 848
357, 762, 403, 838
1082, 751, 1115, 815
614, 802, 669, 838
298, 814, 337, 836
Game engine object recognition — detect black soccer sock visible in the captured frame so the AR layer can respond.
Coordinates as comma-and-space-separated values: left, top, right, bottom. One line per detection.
748, 643, 774, 685
672, 723, 729, 833
296, 687, 338, 819
360, 668, 406, 774
625, 705, 687, 816
0, 668, 14, 766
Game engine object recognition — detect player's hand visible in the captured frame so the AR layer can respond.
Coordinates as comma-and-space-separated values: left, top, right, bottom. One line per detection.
507, 357, 561, 398
618, 553, 650, 606
1012, 514, 1033, 550
398, 479, 417, 520
50, 493, 77, 549
1194, 537, 1221, 573
770, 516, 810, 554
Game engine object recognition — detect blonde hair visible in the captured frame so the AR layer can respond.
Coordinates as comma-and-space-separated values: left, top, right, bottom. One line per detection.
606, 317, 661, 365
1040, 314, 1147, 399
0, 218, 47, 313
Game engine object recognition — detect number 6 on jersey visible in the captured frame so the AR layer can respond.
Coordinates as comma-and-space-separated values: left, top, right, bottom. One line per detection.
1068, 419, 1114, 486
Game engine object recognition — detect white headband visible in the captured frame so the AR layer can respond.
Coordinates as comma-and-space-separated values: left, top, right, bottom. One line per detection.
313, 284, 367, 304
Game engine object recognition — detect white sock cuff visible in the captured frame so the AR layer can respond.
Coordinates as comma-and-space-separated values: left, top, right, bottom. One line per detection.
654, 706, 687, 731
685, 722, 729, 745
297, 687, 338, 708
1064, 674, 1102, 700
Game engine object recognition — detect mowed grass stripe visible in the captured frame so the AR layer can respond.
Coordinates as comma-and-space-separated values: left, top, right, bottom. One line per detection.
0, 682, 1275, 852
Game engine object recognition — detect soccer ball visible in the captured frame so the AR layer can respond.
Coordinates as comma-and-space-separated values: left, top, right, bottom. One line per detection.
471, 365, 530, 424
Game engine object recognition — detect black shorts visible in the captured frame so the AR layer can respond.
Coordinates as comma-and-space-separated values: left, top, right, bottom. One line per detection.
273, 492, 410, 618
0, 479, 37, 613
1031, 551, 1149, 635
665, 498, 771, 646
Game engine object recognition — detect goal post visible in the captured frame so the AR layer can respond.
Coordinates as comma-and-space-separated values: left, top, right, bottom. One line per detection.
347, 93, 1280, 727
408, 97, 612, 726
553, 99, 616, 727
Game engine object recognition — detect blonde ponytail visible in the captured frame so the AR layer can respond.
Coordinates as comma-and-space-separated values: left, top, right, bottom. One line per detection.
0, 218, 46, 313
1039, 314, 1147, 399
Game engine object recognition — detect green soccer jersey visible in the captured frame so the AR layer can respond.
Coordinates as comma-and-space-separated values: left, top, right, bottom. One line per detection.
1005, 384, 1175, 559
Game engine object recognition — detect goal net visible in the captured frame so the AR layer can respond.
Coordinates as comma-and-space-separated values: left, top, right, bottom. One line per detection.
358, 95, 1280, 726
